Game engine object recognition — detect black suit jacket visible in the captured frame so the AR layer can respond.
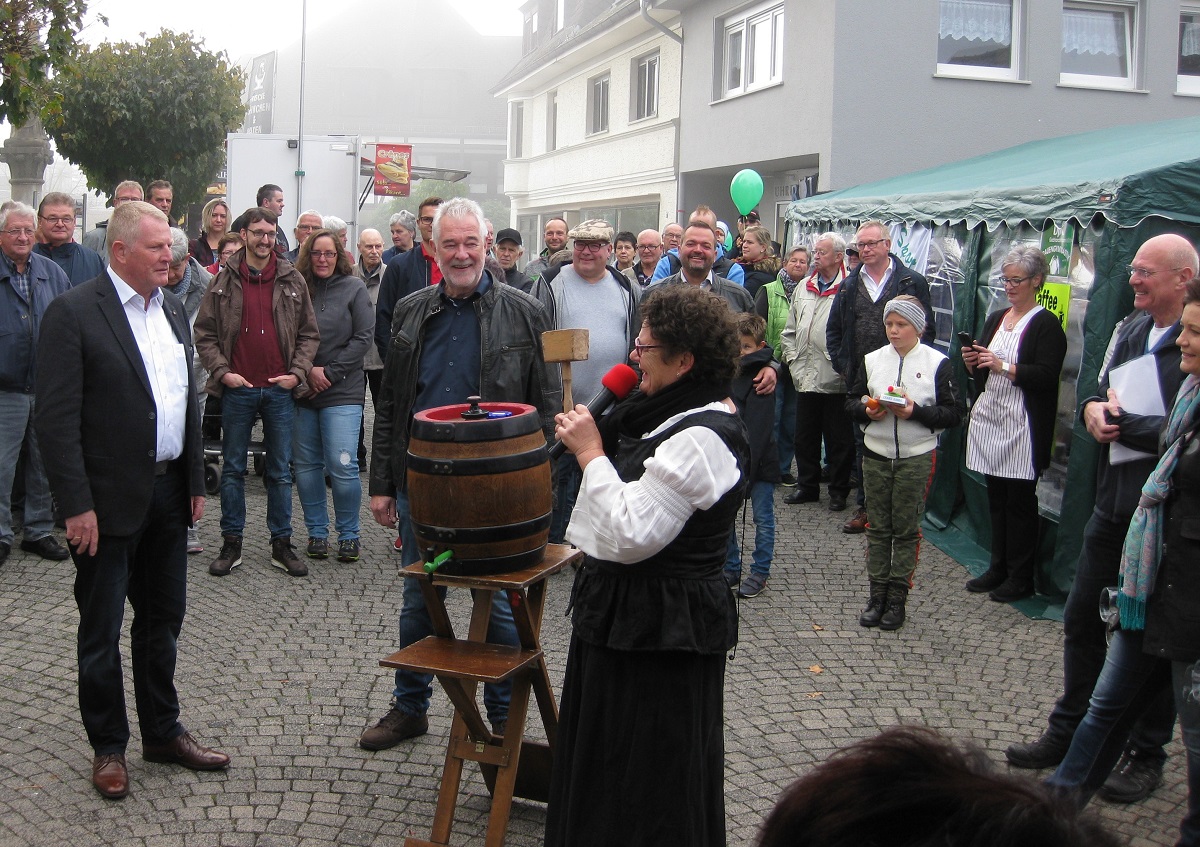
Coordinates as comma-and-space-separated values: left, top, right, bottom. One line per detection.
35, 273, 204, 536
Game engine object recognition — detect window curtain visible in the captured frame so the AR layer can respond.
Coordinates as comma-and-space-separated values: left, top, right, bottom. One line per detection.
1183, 20, 1200, 58
1062, 7, 1124, 56
939, 0, 1013, 44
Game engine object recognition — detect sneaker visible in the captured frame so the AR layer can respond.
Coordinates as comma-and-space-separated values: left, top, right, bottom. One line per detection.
393, 534, 404, 553
723, 569, 741, 589
737, 573, 767, 598
186, 527, 204, 555
306, 537, 329, 559
843, 508, 868, 534
490, 719, 507, 738
209, 535, 242, 576
1005, 734, 1069, 769
1097, 749, 1164, 803
337, 538, 361, 562
271, 537, 308, 577
359, 707, 429, 750
779, 473, 797, 487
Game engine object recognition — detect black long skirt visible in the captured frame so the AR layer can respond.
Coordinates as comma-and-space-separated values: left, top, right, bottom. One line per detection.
544, 635, 728, 847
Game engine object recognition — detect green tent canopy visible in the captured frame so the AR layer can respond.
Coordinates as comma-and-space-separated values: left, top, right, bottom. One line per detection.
785, 116, 1200, 617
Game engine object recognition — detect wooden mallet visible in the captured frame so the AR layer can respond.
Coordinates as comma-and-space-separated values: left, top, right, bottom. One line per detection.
542, 328, 589, 412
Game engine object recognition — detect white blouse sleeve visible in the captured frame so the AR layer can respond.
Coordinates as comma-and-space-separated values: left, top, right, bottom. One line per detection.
564, 424, 741, 564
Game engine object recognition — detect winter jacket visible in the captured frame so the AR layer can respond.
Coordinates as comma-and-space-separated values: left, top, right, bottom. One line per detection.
0, 251, 72, 392
298, 273, 373, 409
731, 345, 781, 485
779, 270, 845, 394
193, 251, 320, 397
33, 241, 104, 286
375, 243, 437, 360
647, 272, 755, 314
849, 342, 962, 460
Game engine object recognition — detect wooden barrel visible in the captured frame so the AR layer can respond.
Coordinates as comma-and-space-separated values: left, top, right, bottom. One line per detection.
406, 401, 551, 575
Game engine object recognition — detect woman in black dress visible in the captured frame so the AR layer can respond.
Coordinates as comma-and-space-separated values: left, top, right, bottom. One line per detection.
546, 285, 748, 847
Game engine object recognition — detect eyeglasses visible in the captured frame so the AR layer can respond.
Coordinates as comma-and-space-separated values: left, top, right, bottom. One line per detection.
999, 275, 1031, 286
857, 238, 888, 250
310, 250, 338, 259
1126, 264, 1183, 279
637, 244, 660, 251
114, 196, 142, 204
39, 216, 73, 225
245, 228, 276, 240
418, 216, 435, 225
574, 241, 608, 253
296, 224, 319, 232
2, 227, 35, 237
632, 340, 664, 354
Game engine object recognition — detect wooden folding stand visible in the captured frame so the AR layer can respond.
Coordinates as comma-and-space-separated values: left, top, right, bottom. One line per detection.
379, 543, 583, 847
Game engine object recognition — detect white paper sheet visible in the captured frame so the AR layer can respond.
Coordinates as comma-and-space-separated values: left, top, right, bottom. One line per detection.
1107, 353, 1164, 465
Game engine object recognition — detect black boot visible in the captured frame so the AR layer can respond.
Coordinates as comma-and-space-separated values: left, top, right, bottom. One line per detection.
965, 566, 1006, 593
859, 581, 888, 628
879, 582, 909, 631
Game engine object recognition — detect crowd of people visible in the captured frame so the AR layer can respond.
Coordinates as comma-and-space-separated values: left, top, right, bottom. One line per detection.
3, 177, 1199, 845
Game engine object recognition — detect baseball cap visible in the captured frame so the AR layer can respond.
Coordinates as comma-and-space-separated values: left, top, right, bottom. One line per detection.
496, 227, 522, 246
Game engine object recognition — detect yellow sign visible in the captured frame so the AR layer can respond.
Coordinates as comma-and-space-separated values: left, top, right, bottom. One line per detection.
1036, 281, 1071, 332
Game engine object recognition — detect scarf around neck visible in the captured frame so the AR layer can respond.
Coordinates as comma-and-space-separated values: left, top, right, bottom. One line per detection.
596, 376, 731, 457
1118, 374, 1200, 630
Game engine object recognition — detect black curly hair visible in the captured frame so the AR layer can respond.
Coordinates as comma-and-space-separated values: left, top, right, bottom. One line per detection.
639, 285, 739, 387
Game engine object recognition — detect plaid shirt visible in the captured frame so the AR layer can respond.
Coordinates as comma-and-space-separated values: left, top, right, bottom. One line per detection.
1, 251, 31, 302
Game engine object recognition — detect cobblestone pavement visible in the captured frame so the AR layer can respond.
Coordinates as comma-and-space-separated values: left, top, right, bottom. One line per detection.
0, 473, 1189, 845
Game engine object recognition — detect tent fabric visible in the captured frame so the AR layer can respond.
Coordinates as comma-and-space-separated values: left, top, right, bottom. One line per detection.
787, 115, 1200, 231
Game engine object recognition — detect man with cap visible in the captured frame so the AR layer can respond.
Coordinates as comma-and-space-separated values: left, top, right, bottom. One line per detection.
495, 228, 534, 291
846, 242, 862, 273
382, 211, 416, 264
538, 219, 642, 544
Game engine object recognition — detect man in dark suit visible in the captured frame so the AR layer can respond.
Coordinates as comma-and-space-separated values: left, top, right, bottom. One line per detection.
35, 201, 230, 801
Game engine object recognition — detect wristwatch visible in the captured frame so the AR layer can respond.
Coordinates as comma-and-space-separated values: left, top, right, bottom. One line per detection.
1001, 360, 1011, 375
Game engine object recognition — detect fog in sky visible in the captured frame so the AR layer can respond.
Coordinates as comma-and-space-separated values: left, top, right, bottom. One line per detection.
81, 0, 523, 61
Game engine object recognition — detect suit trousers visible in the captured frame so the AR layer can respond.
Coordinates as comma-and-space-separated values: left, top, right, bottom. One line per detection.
73, 463, 190, 755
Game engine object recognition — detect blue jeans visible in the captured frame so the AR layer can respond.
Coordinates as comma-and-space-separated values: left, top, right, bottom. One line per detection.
0, 391, 54, 544
724, 480, 775, 579
219, 385, 295, 540
775, 377, 797, 477
292, 404, 363, 541
391, 490, 518, 724
549, 453, 583, 544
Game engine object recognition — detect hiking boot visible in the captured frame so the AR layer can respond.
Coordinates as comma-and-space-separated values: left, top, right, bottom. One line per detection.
490, 719, 507, 738
1005, 733, 1069, 769
337, 538, 361, 562
966, 567, 1006, 593
1097, 749, 1164, 803
879, 583, 909, 631
737, 573, 767, 598
209, 535, 242, 576
359, 707, 429, 750
271, 537, 308, 577
843, 508, 868, 534
306, 537, 329, 559
859, 582, 888, 627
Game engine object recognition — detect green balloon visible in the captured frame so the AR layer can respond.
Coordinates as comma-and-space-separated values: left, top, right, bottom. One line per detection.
730, 169, 764, 216
724, 230, 734, 251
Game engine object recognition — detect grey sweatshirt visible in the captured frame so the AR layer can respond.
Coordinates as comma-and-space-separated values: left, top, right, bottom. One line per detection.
299, 272, 373, 409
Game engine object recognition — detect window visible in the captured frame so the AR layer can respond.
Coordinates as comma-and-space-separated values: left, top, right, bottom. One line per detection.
555, 0, 565, 33
633, 52, 659, 120
1180, 5, 1200, 93
523, 9, 539, 54
546, 90, 558, 152
1060, 1, 1139, 90
509, 102, 524, 158
716, 2, 784, 99
588, 74, 609, 135
937, 0, 1022, 80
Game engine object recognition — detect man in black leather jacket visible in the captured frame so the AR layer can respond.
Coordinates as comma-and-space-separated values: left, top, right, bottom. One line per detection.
359, 197, 560, 752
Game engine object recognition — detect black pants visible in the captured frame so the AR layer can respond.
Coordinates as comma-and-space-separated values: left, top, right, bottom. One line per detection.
73, 465, 189, 755
793, 391, 853, 499
1043, 510, 1176, 757
359, 369, 383, 465
984, 474, 1041, 588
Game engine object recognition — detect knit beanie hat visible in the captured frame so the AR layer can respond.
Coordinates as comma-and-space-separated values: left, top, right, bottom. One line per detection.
883, 296, 926, 335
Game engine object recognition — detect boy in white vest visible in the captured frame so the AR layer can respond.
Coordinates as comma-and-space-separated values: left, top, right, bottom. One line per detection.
847, 295, 964, 630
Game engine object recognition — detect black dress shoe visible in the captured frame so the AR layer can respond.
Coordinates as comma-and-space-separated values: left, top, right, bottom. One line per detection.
989, 579, 1034, 603
965, 568, 1006, 593
92, 753, 129, 799
828, 494, 847, 512
20, 535, 70, 561
1005, 734, 1068, 769
784, 490, 819, 505
143, 732, 230, 770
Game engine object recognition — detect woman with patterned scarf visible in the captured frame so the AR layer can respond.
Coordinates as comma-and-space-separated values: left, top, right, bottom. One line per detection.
1047, 276, 1200, 846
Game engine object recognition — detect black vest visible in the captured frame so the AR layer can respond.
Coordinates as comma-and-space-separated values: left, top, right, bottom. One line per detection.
570, 409, 748, 654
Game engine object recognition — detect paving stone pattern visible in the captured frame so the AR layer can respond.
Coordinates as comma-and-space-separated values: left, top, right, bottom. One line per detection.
0, 435, 1189, 845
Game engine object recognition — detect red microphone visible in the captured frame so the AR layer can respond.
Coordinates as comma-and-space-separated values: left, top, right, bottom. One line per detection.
548, 363, 639, 459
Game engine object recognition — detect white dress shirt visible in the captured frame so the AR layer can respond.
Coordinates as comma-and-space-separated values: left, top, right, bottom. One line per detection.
108, 269, 189, 461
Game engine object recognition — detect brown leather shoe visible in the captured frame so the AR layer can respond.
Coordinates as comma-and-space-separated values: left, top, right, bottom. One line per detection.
842, 508, 868, 534
92, 753, 129, 799
143, 731, 230, 770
